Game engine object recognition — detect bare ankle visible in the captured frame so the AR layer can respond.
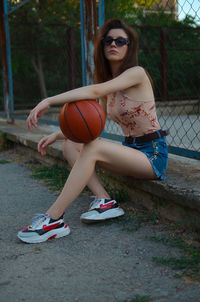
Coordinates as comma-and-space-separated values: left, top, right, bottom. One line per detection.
46, 210, 63, 220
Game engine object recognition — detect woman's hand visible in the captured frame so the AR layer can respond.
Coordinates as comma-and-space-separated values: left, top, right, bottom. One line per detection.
38, 132, 59, 156
27, 99, 50, 130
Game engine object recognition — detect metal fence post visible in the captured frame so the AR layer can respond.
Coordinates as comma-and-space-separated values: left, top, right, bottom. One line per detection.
98, 0, 105, 29
80, 0, 97, 86
80, 0, 105, 86
0, 0, 14, 122
80, 0, 86, 86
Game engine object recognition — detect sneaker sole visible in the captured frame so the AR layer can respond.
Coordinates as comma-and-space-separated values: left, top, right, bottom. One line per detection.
80, 208, 125, 224
17, 226, 70, 244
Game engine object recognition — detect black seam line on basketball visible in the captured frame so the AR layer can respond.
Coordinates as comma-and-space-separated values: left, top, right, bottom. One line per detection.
75, 103, 94, 139
87, 100, 104, 131
63, 106, 83, 142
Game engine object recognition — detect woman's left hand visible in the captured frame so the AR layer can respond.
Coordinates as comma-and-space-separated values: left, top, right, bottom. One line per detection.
38, 132, 59, 156
27, 99, 50, 130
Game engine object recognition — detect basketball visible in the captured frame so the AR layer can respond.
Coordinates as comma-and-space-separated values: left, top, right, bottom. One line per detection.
59, 99, 106, 143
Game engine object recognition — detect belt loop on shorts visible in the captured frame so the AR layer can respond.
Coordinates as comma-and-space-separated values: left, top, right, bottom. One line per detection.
156, 129, 162, 138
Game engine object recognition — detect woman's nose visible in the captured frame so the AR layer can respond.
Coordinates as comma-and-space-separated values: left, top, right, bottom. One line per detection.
110, 40, 116, 47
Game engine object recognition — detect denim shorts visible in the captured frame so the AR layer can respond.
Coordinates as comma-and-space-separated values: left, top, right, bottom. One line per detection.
122, 136, 168, 180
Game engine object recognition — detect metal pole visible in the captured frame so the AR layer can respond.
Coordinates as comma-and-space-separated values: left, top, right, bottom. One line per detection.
98, 0, 104, 29
80, 0, 99, 86
0, 0, 14, 122
85, 0, 97, 85
80, 0, 86, 86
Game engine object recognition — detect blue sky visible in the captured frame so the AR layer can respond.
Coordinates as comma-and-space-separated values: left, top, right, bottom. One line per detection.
178, 0, 200, 23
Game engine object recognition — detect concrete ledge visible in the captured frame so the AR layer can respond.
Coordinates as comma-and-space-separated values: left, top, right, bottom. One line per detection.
1, 118, 200, 231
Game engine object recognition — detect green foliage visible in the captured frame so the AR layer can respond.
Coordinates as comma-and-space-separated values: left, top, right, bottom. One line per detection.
148, 235, 185, 249
0, 132, 12, 150
31, 164, 70, 191
103, 207, 159, 232
105, 0, 159, 21
151, 234, 200, 281
103, 180, 129, 204
105, 5, 200, 100
9, 0, 81, 104
0, 159, 11, 164
132, 14, 200, 99
119, 295, 151, 302
4, 0, 200, 106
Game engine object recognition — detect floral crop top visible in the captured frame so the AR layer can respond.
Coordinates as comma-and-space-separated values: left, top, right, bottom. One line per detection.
106, 91, 160, 137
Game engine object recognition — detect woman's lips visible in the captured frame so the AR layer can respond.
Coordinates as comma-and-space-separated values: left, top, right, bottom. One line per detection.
108, 50, 118, 54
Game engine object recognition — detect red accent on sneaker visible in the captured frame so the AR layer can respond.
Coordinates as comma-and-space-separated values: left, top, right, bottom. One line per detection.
49, 234, 57, 239
21, 227, 29, 232
43, 222, 61, 231
64, 224, 68, 228
100, 201, 115, 210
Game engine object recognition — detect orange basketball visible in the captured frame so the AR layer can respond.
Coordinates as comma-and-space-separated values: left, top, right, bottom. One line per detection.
59, 99, 106, 143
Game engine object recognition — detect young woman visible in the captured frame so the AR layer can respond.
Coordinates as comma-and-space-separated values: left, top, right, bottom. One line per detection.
18, 19, 168, 243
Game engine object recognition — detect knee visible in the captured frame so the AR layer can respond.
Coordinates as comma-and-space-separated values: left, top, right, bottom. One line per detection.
62, 139, 84, 164
81, 138, 101, 158
62, 139, 74, 160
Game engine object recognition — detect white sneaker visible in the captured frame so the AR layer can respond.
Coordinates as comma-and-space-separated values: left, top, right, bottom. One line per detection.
80, 198, 125, 223
17, 213, 70, 243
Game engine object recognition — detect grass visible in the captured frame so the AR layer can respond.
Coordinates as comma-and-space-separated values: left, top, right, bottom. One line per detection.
30, 163, 200, 281
150, 234, 200, 281
0, 159, 10, 164
119, 295, 151, 302
102, 207, 159, 232
148, 235, 185, 249
30, 164, 160, 232
31, 165, 70, 191
0, 132, 9, 150
31, 163, 130, 203
97, 169, 129, 204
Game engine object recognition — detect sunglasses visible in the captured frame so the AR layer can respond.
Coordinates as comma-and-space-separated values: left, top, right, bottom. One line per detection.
102, 36, 129, 47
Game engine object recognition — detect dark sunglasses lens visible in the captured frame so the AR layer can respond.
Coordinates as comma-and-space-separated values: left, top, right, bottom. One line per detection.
103, 37, 128, 47
104, 37, 113, 45
115, 38, 127, 46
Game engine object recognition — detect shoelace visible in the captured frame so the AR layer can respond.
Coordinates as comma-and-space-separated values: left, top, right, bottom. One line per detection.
89, 197, 102, 209
31, 213, 50, 228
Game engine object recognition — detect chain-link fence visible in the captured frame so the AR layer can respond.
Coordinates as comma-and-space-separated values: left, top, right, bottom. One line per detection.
104, 23, 200, 157
0, 0, 199, 158
104, 0, 200, 158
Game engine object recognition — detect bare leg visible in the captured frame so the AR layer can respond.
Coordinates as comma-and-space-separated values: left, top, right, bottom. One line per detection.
47, 138, 155, 219
62, 139, 110, 198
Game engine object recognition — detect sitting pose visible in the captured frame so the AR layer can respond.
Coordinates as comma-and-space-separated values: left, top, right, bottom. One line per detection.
18, 18, 168, 243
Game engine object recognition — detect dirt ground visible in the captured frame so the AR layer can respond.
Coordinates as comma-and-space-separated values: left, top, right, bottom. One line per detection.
1, 149, 200, 302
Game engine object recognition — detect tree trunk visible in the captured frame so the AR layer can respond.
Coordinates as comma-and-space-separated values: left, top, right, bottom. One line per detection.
31, 51, 47, 99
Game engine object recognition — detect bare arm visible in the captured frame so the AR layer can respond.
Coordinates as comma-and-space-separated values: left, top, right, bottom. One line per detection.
27, 66, 145, 130
47, 66, 145, 106
55, 132, 66, 140
38, 131, 66, 156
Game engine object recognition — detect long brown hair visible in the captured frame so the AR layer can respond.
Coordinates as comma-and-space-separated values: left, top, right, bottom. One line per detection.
94, 19, 139, 83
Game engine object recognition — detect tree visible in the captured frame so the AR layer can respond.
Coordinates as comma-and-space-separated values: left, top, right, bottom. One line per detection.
9, 0, 80, 104
105, 0, 159, 21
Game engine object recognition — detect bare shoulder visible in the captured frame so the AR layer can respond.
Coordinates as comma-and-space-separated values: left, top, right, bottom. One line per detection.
93, 66, 149, 98
122, 66, 149, 85
124, 66, 154, 101
125, 66, 147, 78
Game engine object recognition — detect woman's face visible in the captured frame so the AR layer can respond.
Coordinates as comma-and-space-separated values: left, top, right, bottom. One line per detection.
103, 28, 129, 63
